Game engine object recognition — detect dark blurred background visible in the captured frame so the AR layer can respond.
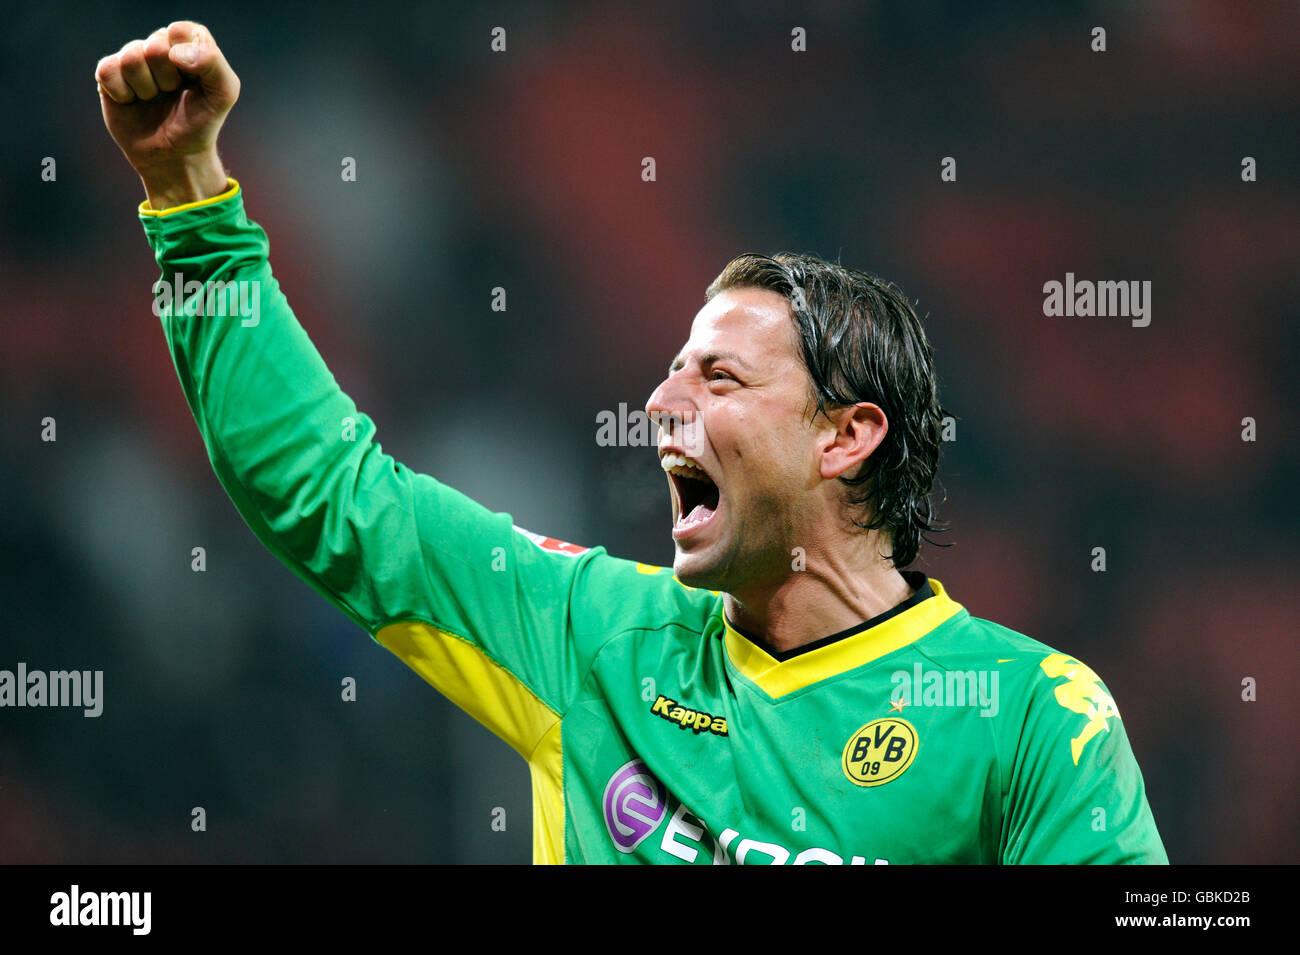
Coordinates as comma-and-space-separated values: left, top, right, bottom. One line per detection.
1, 0, 1296, 863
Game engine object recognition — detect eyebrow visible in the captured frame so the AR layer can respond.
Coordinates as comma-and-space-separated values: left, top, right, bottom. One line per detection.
668, 350, 752, 375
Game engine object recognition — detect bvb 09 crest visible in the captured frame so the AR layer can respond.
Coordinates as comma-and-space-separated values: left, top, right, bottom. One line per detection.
842, 718, 918, 787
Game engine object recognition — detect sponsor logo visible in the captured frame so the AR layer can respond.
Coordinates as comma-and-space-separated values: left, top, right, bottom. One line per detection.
600, 760, 889, 863
842, 717, 918, 788
602, 759, 668, 852
663, 804, 888, 865
1039, 653, 1119, 765
649, 694, 728, 736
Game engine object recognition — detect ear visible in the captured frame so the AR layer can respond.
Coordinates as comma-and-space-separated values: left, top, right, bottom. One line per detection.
817, 402, 888, 480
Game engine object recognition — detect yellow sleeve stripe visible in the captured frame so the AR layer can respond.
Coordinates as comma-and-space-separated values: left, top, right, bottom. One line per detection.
528, 721, 565, 864
138, 177, 241, 217
376, 621, 566, 864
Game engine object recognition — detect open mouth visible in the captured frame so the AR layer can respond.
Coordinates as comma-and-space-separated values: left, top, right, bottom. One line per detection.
661, 453, 721, 537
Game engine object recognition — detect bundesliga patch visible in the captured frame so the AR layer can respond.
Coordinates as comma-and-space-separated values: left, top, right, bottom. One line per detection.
512, 524, 590, 557
602, 759, 668, 853
842, 718, 918, 787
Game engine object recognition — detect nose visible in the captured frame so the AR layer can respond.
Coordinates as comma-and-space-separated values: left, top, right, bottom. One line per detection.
645, 371, 690, 445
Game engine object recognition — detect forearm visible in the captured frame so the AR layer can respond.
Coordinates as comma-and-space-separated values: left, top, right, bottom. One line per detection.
142, 183, 405, 631
105, 21, 598, 742
137, 149, 229, 212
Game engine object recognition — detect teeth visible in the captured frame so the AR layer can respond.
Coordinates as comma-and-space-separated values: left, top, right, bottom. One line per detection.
660, 453, 708, 479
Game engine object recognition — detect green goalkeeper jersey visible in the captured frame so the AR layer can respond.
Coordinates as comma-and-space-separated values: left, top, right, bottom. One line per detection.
139, 181, 1168, 865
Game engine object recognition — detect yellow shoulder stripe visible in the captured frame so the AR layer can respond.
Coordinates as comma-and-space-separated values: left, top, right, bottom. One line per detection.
376, 621, 565, 864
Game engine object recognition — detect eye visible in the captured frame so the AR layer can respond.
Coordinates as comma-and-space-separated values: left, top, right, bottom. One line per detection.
709, 369, 735, 382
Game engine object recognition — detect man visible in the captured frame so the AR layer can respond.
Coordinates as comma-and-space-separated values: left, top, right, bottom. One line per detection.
97, 22, 1166, 864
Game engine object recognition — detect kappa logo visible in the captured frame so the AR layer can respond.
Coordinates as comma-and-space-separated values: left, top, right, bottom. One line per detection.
650, 694, 729, 736
841, 717, 918, 788
1039, 653, 1120, 765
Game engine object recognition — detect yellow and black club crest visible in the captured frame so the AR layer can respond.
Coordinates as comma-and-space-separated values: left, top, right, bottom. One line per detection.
842, 718, 918, 787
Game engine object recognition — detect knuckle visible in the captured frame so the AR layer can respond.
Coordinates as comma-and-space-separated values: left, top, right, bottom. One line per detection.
167, 20, 197, 42
119, 40, 146, 66
168, 19, 210, 41
144, 34, 171, 58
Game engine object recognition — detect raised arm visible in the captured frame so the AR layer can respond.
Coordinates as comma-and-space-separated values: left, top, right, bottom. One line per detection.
95, 23, 714, 821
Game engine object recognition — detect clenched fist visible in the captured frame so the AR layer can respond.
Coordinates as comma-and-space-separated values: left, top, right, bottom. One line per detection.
96, 21, 239, 210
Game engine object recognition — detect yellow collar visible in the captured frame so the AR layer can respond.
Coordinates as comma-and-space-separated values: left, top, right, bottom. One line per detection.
721, 578, 964, 698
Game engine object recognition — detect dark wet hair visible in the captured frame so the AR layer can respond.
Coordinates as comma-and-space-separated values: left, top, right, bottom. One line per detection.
705, 252, 950, 567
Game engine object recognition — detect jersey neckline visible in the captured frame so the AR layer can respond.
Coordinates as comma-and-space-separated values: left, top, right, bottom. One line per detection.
719, 572, 965, 698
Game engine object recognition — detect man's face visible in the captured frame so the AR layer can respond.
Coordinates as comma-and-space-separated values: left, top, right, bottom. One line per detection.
645, 287, 825, 592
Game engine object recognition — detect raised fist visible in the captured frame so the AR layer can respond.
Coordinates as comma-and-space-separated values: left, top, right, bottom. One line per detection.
96, 21, 239, 207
